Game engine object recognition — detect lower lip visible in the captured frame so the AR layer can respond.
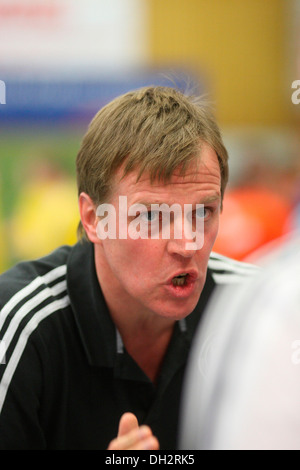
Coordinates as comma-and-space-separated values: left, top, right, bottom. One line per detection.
164, 277, 198, 299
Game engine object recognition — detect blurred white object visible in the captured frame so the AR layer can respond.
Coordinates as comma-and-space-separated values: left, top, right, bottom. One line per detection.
180, 232, 300, 450
0, 0, 147, 76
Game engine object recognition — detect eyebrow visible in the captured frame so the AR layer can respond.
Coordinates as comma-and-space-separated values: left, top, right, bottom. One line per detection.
133, 193, 221, 208
200, 194, 221, 204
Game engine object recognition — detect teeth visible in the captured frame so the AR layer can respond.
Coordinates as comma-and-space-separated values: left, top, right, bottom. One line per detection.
172, 274, 188, 286
173, 278, 185, 286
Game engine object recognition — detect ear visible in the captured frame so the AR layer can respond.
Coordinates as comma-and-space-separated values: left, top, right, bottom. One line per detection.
78, 192, 101, 244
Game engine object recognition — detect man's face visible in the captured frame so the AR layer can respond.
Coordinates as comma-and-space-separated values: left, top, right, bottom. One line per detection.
95, 142, 221, 321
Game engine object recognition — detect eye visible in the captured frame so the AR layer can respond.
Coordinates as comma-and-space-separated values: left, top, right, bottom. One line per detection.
187, 206, 213, 223
140, 210, 160, 222
195, 206, 211, 219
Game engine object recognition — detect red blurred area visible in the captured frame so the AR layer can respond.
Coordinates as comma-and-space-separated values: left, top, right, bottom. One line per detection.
213, 187, 293, 261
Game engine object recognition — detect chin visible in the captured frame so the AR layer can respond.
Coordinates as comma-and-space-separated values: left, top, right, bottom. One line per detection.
154, 296, 201, 321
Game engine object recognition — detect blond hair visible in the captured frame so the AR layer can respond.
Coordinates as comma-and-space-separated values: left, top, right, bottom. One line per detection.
76, 86, 228, 238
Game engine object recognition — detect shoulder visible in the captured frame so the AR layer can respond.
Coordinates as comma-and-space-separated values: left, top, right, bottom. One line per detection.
0, 245, 73, 361
0, 246, 75, 409
208, 251, 260, 285
0, 245, 72, 308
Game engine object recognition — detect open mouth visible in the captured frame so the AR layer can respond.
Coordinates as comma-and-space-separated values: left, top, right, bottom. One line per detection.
171, 273, 189, 287
166, 270, 198, 298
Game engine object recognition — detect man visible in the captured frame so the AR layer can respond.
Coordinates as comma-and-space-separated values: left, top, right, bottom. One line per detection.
0, 86, 257, 449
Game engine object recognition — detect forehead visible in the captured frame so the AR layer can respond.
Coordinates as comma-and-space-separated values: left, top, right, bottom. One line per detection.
112, 143, 221, 200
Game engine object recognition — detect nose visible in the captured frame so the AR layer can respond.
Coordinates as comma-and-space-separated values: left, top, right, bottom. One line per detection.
166, 237, 197, 258
165, 212, 201, 257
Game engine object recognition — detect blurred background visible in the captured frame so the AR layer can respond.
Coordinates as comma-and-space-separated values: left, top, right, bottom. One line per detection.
0, 0, 300, 272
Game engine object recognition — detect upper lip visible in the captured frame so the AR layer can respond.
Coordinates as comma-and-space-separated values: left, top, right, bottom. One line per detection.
167, 269, 199, 284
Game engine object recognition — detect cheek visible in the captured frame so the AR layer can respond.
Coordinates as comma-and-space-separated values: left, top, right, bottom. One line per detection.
204, 217, 220, 249
102, 238, 138, 267
102, 238, 162, 279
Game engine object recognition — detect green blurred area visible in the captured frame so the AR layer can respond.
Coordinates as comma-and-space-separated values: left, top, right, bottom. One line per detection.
0, 127, 83, 272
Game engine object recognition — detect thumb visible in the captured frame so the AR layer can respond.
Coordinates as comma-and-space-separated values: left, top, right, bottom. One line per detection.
118, 412, 139, 437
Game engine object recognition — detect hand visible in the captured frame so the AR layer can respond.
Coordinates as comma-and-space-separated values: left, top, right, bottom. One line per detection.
107, 412, 160, 450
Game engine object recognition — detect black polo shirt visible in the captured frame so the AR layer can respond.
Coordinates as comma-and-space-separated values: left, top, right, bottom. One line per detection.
0, 241, 257, 449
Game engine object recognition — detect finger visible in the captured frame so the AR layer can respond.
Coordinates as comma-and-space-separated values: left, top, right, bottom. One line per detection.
108, 425, 152, 450
118, 412, 139, 437
127, 435, 160, 451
